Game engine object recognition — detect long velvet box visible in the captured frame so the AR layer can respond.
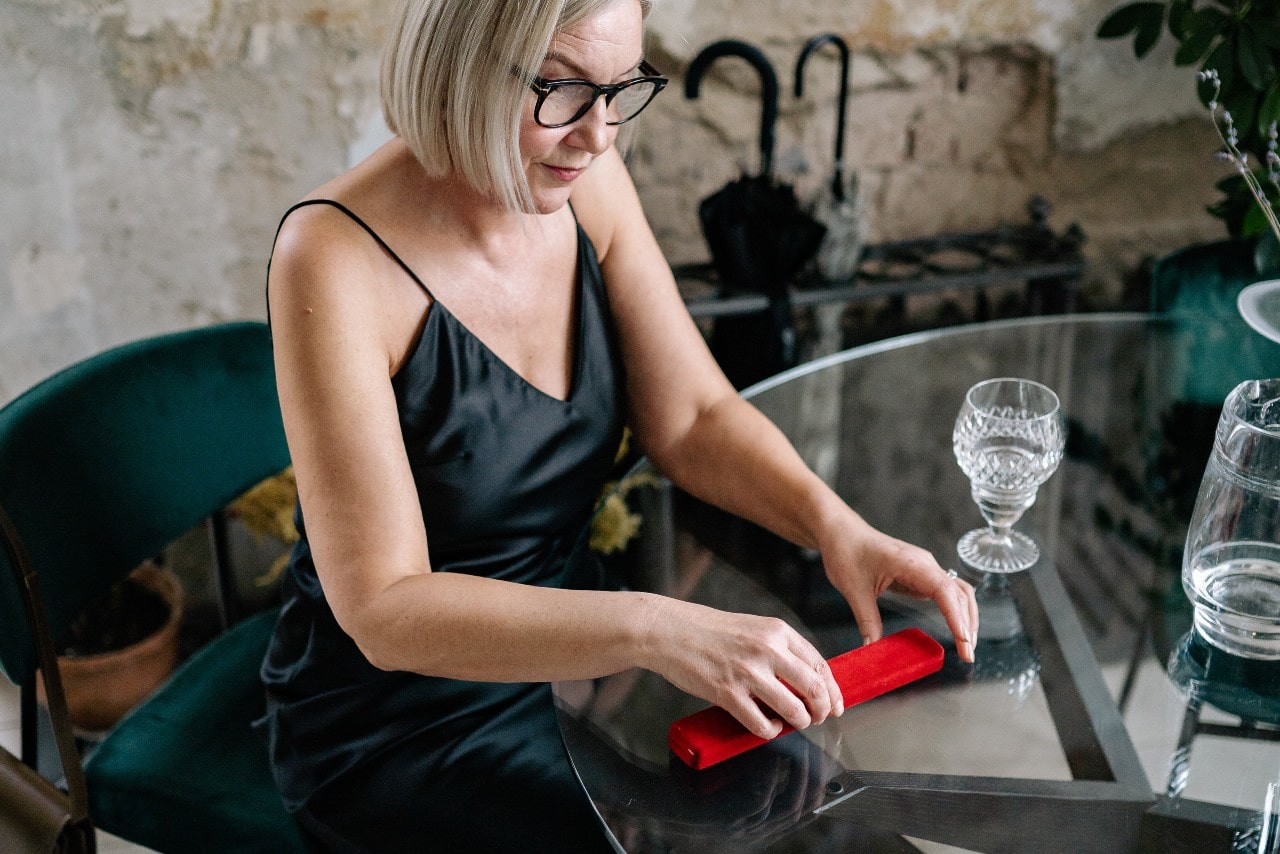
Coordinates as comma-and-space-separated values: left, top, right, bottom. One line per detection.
667, 627, 945, 770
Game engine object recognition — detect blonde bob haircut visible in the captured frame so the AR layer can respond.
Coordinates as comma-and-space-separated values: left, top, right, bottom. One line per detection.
381, 0, 651, 214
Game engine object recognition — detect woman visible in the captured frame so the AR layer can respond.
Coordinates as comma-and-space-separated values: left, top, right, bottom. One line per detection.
260, 0, 979, 850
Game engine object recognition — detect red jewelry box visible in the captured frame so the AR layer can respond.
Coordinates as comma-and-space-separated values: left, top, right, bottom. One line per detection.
667, 627, 945, 770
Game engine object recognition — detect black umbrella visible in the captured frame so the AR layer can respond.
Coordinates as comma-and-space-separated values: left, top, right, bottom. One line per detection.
685, 40, 825, 388
685, 40, 826, 297
795, 33, 865, 282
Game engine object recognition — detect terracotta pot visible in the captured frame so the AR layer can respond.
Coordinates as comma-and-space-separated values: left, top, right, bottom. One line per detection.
37, 562, 185, 734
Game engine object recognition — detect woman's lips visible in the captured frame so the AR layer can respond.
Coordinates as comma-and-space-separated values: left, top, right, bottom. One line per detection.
545, 164, 585, 182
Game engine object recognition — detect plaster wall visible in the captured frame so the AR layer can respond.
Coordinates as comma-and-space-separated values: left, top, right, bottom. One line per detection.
0, 0, 1224, 403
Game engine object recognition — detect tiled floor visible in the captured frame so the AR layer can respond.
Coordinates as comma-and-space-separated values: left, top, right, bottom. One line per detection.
1101, 659, 1280, 812
1, 656, 1275, 852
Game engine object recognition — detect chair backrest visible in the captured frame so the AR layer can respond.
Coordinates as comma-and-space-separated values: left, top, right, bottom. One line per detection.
0, 322, 289, 686
1150, 237, 1280, 405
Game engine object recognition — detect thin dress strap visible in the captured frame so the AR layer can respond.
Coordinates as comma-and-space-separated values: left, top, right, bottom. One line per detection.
267, 198, 435, 303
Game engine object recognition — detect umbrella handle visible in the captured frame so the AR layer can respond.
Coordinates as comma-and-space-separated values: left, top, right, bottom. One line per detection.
685, 39, 779, 177
794, 33, 851, 202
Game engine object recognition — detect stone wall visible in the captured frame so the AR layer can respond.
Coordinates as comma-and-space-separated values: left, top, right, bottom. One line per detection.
0, 0, 1227, 403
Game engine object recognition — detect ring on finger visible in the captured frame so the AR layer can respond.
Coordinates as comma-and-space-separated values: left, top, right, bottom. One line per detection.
945, 568, 959, 582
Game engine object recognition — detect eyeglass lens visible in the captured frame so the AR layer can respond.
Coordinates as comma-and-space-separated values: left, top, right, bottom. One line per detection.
539, 80, 659, 127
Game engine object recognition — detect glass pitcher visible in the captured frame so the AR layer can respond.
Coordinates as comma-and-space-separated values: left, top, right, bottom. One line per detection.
1183, 378, 1280, 659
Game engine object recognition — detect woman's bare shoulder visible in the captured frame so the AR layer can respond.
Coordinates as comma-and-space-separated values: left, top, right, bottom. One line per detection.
269, 201, 389, 315
270, 140, 421, 292
569, 147, 644, 262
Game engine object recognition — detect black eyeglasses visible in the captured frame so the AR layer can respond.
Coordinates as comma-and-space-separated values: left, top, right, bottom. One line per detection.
528, 60, 668, 128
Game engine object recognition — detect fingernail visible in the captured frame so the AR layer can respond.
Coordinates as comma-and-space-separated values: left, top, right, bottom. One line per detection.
861, 635, 872, 647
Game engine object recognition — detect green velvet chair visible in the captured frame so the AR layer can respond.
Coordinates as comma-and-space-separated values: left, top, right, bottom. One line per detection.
0, 322, 308, 852
1149, 236, 1280, 404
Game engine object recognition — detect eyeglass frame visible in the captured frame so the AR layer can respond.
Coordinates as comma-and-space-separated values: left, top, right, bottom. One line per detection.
527, 60, 668, 129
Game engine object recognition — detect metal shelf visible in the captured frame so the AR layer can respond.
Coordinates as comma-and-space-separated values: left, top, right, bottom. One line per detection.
675, 196, 1088, 320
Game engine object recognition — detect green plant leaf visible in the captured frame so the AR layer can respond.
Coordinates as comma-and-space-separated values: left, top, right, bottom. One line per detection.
1135, 13, 1165, 58
1260, 83, 1280, 135
1238, 24, 1278, 92
1253, 13, 1280, 50
1256, 231, 1280, 277
1215, 173, 1255, 200
1175, 25, 1216, 66
1096, 2, 1164, 39
1175, 9, 1229, 66
1168, 0, 1193, 40
1199, 39, 1236, 106
1224, 86, 1259, 143
1211, 37, 1235, 89
1243, 199, 1271, 236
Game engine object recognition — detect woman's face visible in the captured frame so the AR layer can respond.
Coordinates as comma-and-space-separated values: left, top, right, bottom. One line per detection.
519, 0, 645, 215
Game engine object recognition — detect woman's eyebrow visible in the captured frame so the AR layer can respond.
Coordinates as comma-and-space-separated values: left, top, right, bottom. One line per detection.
542, 51, 645, 80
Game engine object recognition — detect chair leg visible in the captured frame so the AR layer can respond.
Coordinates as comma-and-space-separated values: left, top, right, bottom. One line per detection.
20, 679, 37, 769
1118, 598, 1156, 713
209, 509, 240, 628
1167, 698, 1202, 798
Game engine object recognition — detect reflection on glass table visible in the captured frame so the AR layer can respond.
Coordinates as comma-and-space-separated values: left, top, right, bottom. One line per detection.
555, 313, 1280, 853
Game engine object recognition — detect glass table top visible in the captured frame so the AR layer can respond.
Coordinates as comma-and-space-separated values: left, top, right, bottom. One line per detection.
555, 313, 1280, 853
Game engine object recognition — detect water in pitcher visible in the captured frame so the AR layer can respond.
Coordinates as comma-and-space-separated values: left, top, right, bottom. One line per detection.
1181, 378, 1280, 660
1185, 542, 1280, 659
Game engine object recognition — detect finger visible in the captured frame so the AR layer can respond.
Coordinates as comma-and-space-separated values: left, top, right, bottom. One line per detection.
847, 588, 884, 647
754, 675, 813, 732
776, 645, 838, 723
785, 634, 842, 715
933, 570, 976, 662
721, 693, 786, 741
966, 579, 980, 650
810, 640, 844, 716
958, 577, 979, 660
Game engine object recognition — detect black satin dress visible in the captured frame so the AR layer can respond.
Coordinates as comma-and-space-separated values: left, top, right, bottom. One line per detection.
258, 200, 626, 853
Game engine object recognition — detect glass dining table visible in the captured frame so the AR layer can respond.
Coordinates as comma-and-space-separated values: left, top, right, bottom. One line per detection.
554, 312, 1280, 853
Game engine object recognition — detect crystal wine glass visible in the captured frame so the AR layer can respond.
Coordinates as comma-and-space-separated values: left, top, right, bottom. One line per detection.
953, 378, 1066, 573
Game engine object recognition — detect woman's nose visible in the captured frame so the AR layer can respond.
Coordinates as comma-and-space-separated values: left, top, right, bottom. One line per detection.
568, 97, 614, 153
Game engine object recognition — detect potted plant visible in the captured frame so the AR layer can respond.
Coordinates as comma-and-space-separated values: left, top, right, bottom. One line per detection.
1097, 0, 1280, 258
37, 561, 185, 734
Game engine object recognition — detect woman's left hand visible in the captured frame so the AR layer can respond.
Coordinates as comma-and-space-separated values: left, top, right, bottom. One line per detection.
819, 516, 978, 662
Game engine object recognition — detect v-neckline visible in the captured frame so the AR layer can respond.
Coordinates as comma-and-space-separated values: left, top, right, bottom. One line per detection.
431, 275, 584, 405
281, 198, 586, 405
411, 228, 586, 405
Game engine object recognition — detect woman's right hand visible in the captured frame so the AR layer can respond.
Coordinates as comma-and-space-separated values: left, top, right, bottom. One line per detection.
638, 596, 843, 739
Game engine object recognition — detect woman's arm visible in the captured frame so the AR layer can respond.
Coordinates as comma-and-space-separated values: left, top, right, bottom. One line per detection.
267, 200, 841, 739
572, 149, 978, 661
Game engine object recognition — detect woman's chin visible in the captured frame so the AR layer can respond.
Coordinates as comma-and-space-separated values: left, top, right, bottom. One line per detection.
528, 187, 573, 216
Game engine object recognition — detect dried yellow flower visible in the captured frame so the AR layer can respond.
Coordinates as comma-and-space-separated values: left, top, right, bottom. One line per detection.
228, 467, 299, 545
227, 467, 298, 588
589, 469, 660, 554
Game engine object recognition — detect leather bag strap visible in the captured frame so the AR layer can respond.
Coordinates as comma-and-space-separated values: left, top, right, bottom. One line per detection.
0, 748, 80, 851
0, 502, 91, 823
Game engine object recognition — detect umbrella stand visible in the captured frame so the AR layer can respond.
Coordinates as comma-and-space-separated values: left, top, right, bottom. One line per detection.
795, 33, 865, 283
686, 39, 825, 388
